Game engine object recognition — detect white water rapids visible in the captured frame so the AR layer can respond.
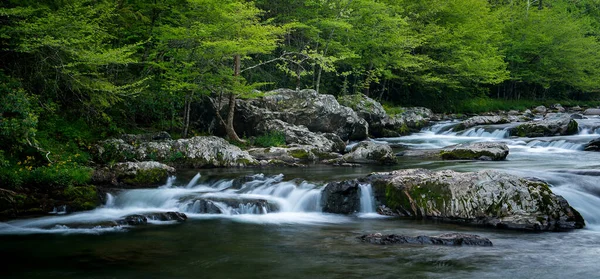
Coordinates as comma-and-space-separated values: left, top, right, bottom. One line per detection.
1, 116, 600, 235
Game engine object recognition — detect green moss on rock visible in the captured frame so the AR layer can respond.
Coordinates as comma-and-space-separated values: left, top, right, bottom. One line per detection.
122, 168, 169, 186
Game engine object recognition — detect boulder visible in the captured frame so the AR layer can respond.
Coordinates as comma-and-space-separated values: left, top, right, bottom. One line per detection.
375, 107, 433, 137
551, 103, 565, 113
120, 131, 171, 143
337, 94, 387, 123
358, 232, 493, 246
368, 169, 584, 231
255, 119, 345, 153
453, 116, 510, 131
397, 142, 509, 161
440, 142, 509, 161
95, 136, 257, 168
92, 161, 175, 187
583, 108, 600, 116
321, 180, 361, 214
340, 141, 396, 165
533, 105, 547, 114
247, 89, 369, 140
248, 145, 341, 164
512, 114, 578, 137
584, 138, 600, 151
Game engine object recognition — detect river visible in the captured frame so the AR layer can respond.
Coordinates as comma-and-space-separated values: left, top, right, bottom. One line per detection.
1, 116, 599, 278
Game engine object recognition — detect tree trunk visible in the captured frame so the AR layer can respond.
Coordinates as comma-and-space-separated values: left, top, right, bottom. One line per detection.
221, 54, 246, 143
182, 93, 192, 138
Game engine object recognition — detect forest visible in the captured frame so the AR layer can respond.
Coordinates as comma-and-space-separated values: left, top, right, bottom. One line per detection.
1, 0, 600, 194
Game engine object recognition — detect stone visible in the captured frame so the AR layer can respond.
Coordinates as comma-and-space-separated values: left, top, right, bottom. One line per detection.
95, 136, 257, 168
340, 141, 396, 165
182, 198, 278, 214
247, 89, 369, 140
533, 105, 547, 114
247, 145, 341, 164
584, 138, 600, 151
93, 161, 176, 187
551, 103, 565, 113
440, 142, 509, 161
583, 108, 600, 116
367, 169, 584, 231
337, 94, 387, 124
120, 131, 171, 143
453, 116, 510, 131
255, 119, 345, 153
512, 114, 579, 137
320, 180, 361, 214
358, 232, 493, 246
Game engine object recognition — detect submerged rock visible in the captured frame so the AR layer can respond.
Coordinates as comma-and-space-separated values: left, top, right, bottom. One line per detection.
358, 232, 493, 246
368, 169, 584, 231
453, 116, 510, 131
339, 141, 396, 165
512, 114, 578, 137
440, 142, 509, 161
95, 136, 256, 168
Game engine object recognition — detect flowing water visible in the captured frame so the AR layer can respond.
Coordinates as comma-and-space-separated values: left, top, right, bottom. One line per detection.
2, 116, 600, 278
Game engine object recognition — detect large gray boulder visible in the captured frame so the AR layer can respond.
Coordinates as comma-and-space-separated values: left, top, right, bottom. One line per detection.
376, 107, 433, 137
95, 136, 256, 168
512, 114, 578, 137
247, 89, 369, 140
583, 108, 600, 116
453, 116, 510, 131
440, 142, 509, 161
337, 94, 387, 123
368, 169, 584, 231
340, 141, 396, 165
255, 119, 345, 153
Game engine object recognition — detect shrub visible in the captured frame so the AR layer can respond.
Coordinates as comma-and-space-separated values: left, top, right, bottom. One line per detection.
252, 131, 286, 147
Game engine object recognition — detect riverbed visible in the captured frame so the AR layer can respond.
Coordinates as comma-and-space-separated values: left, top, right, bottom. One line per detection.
1, 117, 599, 278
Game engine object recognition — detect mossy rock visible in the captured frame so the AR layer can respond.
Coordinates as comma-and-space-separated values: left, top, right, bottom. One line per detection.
62, 185, 99, 211
122, 168, 169, 187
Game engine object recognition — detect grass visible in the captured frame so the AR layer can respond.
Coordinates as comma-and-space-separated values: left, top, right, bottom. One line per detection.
382, 102, 405, 116
251, 131, 286, 147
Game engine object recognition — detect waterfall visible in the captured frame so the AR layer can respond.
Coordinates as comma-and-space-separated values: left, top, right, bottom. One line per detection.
186, 173, 202, 188
359, 184, 375, 213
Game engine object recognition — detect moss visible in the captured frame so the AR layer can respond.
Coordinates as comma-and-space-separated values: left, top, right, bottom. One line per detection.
566, 119, 578, 135
289, 149, 311, 160
235, 158, 254, 166
63, 185, 98, 211
122, 168, 168, 186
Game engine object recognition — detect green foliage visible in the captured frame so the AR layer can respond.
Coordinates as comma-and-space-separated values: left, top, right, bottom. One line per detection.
0, 72, 39, 154
252, 131, 286, 147
382, 103, 405, 116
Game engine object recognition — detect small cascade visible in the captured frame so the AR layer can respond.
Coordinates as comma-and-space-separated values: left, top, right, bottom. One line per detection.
459, 128, 510, 139
525, 139, 583, 151
186, 173, 202, 188
359, 184, 376, 213
105, 193, 115, 207
48, 205, 67, 215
